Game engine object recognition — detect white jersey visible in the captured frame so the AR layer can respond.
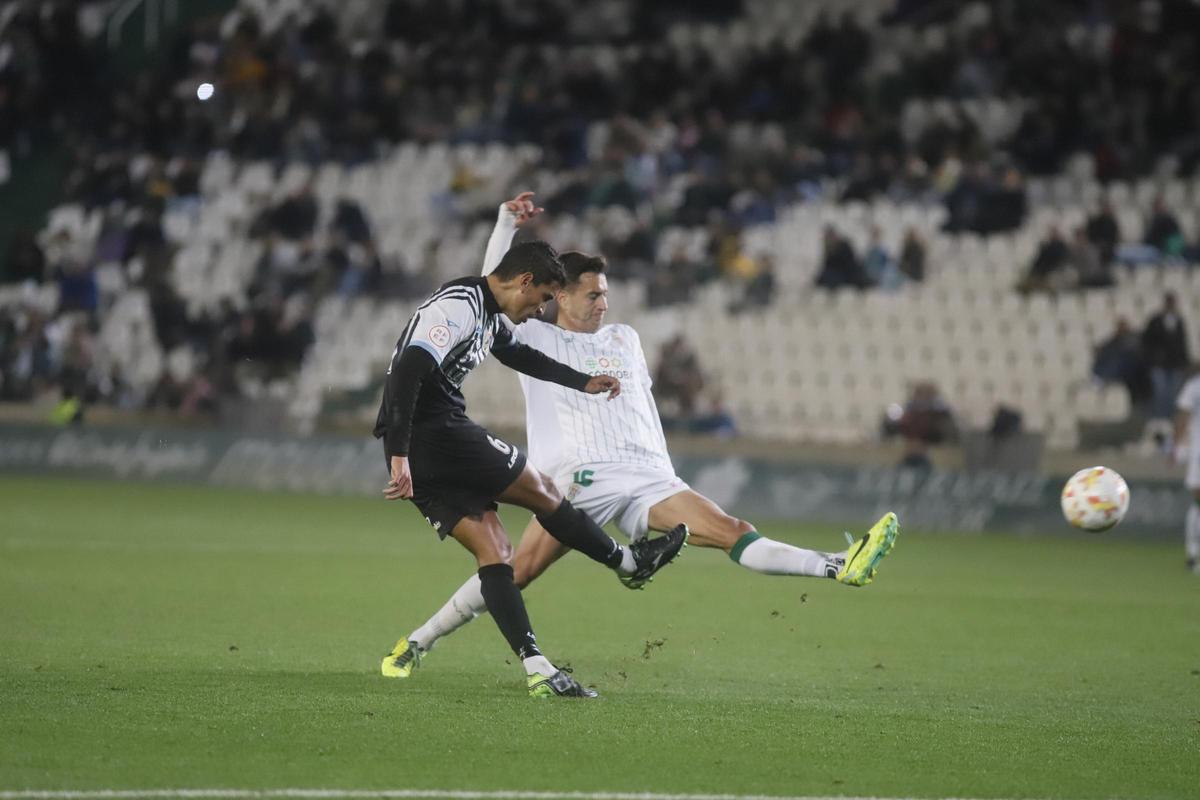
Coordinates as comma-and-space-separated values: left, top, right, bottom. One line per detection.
480, 203, 673, 479
513, 319, 673, 480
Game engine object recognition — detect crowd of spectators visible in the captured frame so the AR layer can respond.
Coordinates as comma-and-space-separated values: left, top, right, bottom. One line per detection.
1092, 292, 1192, 420
3, 0, 1200, 424
1020, 198, 1200, 293
814, 224, 926, 290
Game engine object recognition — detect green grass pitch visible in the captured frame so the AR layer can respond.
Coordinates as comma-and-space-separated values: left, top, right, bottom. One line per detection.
1, 474, 1197, 799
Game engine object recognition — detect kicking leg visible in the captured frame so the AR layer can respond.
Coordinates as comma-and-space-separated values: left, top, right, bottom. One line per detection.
500, 464, 688, 588
498, 463, 633, 572
647, 490, 844, 578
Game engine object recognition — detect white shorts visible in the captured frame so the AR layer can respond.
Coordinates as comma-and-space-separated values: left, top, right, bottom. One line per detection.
555, 464, 689, 542
1188, 453, 1200, 490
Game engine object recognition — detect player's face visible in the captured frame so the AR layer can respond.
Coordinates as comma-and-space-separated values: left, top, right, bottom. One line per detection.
512, 280, 559, 323
557, 272, 608, 333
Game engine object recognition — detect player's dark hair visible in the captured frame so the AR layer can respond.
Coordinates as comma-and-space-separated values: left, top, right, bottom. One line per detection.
559, 251, 607, 286
493, 241, 566, 286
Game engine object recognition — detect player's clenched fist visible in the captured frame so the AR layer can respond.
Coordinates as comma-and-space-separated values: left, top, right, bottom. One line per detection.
584, 375, 621, 400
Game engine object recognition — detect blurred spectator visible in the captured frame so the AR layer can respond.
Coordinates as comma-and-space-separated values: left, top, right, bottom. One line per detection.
1144, 197, 1185, 260
56, 260, 98, 314
1018, 227, 1070, 293
815, 226, 870, 289
1085, 201, 1121, 265
1142, 293, 1191, 420
729, 254, 776, 315
1070, 227, 1113, 289
689, 388, 738, 437
895, 381, 958, 470
898, 228, 926, 282
654, 334, 706, 422
1092, 317, 1151, 410
863, 226, 902, 291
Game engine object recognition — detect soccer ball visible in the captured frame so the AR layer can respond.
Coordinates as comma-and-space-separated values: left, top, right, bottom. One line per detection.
1060, 466, 1130, 532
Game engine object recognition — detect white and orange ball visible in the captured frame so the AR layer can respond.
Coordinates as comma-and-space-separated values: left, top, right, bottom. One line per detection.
1061, 466, 1130, 532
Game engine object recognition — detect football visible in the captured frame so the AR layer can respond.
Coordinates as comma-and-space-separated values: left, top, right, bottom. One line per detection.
1061, 466, 1131, 532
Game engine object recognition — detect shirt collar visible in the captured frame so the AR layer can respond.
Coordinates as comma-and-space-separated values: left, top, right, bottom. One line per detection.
478, 276, 502, 315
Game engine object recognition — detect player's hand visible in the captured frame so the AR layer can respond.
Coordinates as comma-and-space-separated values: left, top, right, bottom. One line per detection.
584, 375, 621, 400
1172, 443, 1188, 466
504, 191, 544, 227
384, 455, 413, 500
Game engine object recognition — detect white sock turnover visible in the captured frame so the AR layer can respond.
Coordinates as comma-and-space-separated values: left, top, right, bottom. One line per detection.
522, 655, 556, 676
734, 533, 839, 577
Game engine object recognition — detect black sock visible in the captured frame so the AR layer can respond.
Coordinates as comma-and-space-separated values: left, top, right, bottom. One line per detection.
477, 563, 542, 660
537, 499, 623, 569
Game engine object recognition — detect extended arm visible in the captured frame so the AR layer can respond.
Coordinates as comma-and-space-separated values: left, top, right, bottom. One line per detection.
491, 341, 591, 391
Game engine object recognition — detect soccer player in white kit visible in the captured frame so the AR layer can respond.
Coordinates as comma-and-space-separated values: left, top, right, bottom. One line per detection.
382, 193, 900, 677
1173, 370, 1200, 573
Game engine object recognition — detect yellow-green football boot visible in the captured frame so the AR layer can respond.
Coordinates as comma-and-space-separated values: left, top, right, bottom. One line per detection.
528, 668, 599, 698
836, 512, 899, 587
381, 639, 423, 678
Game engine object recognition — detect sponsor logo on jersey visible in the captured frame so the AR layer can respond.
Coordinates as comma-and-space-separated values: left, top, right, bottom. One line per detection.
583, 355, 631, 379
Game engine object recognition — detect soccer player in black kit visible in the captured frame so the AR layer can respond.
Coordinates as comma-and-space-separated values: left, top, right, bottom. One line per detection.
375, 195, 687, 698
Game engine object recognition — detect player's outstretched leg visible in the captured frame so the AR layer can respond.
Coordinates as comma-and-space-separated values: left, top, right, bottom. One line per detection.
646, 490, 898, 586
446, 511, 596, 697
499, 463, 687, 585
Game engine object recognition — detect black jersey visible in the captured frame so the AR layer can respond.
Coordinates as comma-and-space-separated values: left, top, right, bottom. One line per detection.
374, 276, 513, 437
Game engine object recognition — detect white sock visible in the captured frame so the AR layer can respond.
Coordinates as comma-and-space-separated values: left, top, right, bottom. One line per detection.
522, 654, 556, 676
408, 574, 487, 651
618, 545, 636, 575
1186, 503, 1200, 561
732, 532, 841, 578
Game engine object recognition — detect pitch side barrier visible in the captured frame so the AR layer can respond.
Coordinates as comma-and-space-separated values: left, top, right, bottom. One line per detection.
0, 423, 1185, 537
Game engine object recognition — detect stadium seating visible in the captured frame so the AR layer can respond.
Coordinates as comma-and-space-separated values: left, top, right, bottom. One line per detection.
8, 0, 1200, 450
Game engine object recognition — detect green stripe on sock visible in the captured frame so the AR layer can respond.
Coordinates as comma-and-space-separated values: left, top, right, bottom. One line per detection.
729, 531, 762, 563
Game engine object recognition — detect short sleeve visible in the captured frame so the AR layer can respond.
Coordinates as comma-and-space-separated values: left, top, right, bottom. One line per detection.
406, 297, 477, 364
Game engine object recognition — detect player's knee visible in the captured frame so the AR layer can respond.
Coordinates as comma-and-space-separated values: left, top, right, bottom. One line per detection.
532, 472, 563, 513
723, 514, 755, 537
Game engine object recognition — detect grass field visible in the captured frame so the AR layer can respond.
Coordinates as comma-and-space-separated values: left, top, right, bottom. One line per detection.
1, 475, 1197, 800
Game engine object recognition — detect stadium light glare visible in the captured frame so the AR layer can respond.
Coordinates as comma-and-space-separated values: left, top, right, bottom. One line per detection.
196, 83, 215, 101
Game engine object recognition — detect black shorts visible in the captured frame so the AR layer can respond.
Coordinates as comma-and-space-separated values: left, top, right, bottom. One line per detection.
385, 413, 527, 539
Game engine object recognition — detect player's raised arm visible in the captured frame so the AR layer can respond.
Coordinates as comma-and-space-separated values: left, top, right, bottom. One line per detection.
490, 327, 621, 399
481, 191, 544, 276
